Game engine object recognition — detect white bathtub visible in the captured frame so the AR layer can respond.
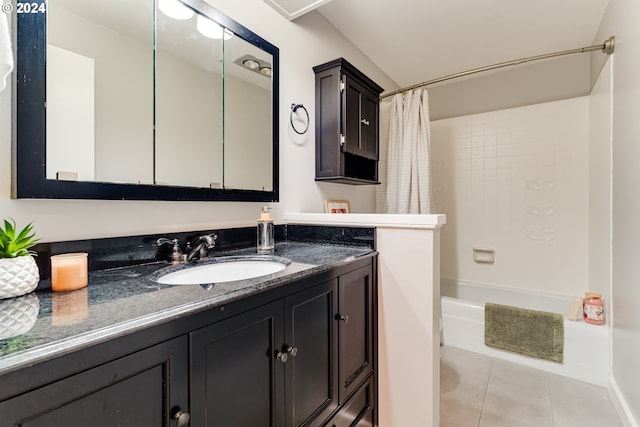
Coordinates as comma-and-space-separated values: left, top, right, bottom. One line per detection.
441, 279, 609, 386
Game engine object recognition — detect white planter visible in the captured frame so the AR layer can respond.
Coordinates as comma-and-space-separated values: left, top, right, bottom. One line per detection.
0, 256, 40, 299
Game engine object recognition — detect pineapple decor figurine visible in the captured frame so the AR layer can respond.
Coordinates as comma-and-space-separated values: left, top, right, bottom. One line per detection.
0, 219, 40, 299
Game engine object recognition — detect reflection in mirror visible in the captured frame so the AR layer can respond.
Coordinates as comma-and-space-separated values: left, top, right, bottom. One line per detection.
155, 3, 224, 188
15, 0, 279, 201
224, 36, 273, 191
46, 0, 154, 184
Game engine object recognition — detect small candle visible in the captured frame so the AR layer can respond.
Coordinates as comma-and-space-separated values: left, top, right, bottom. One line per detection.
51, 253, 88, 292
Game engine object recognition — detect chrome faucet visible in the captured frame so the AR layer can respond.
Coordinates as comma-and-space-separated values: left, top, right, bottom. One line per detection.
156, 238, 184, 263
187, 233, 218, 261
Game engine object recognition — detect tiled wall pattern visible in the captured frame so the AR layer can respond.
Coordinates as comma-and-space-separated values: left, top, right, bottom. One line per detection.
431, 97, 589, 295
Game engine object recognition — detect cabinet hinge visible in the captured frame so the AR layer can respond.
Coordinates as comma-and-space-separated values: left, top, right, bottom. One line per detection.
340, 134, 346, 147
340, 78, 345, 93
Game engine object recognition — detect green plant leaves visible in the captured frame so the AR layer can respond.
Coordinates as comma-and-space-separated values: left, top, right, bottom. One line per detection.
0, 219, 39, 258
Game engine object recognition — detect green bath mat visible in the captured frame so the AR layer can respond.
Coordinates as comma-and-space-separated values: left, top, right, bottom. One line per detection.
485, 303, 564, 363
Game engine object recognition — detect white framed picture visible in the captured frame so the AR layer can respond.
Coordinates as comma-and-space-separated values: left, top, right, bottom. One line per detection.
324, 199, 351, 214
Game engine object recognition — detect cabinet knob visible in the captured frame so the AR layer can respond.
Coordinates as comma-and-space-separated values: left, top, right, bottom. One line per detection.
276, 351, 288, 363
360, 118, 370, 126
276, 345, 297, 362
335, 313, 349, 323
286, 346, 298, 357
173, 410, 190, 427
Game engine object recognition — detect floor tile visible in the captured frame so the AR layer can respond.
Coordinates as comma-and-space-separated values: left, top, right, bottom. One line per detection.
439, 346, 623, 427
478, 359, 554, 427
549, 374, 622, 427
440, 347, 492, 427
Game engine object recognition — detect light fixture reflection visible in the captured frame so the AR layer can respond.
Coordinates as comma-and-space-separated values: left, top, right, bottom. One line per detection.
196, 15, 234, 40
234, 55, 272, 78
158, 0, 194, 20
243, 59, 260, 70
259, 67, 272, 77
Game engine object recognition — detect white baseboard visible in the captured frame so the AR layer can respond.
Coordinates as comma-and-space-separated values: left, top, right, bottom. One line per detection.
609, 376, 639, 427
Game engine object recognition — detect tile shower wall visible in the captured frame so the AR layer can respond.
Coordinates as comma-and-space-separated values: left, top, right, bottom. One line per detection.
431, 97, 589, 295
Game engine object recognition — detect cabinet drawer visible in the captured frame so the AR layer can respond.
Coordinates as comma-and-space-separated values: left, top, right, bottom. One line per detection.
324, 376, 374, 427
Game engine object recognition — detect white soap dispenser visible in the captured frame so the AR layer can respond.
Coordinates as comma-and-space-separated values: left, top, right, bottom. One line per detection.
257, 205, 274, 255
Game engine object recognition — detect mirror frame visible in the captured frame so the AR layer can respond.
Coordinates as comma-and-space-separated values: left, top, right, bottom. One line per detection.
13, 0, 279, 202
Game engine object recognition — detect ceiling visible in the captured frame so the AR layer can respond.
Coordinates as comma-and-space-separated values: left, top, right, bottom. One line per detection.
316, 0, 610, 90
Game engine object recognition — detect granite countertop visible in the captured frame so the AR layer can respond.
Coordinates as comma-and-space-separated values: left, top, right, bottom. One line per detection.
0, 242, 374, 375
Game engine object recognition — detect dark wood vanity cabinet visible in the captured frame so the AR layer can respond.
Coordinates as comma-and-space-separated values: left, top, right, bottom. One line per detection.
190, 280, 338, 427
190, 264, 375, 427
284, 280, 340, 426
0, 257, 376, 427
0, 336, 189, 426
314, 58, 384, 184
190, 300, 287, 426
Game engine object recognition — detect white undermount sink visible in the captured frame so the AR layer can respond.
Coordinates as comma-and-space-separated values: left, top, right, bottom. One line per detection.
155, 257, 290, 285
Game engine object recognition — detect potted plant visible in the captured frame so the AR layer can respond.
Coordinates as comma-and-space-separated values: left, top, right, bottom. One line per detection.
0, 219, 40, 299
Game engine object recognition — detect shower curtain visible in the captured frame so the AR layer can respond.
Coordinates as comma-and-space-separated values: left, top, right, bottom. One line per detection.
377, 88, 433, 214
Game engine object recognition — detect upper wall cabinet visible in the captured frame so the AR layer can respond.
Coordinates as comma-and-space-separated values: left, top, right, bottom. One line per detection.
13, 0, 279, 202
313, 58, 383, 185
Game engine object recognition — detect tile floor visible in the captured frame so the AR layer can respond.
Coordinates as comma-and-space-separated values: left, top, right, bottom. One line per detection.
440, 346, 623, 427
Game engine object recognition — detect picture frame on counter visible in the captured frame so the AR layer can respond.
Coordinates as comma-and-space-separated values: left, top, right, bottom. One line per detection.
324, 199, 351, 214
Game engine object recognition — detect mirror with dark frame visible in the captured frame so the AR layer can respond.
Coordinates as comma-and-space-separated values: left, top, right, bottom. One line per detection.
13, 0, 279, 201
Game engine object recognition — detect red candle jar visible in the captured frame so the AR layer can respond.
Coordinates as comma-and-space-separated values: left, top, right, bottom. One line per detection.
583, 292, 605, 325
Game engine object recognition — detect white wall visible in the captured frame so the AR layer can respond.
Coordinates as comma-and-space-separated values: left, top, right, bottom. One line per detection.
1, 2, 398, 242
224, 76, 272, 191
155, 42, 223, 188
46, 45, 95, 181
431, 98, 590, 296
592, 0, 640, 424
49, 3, 155, 184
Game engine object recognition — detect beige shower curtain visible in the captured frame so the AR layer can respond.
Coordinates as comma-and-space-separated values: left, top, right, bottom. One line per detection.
377, 88, 433, 214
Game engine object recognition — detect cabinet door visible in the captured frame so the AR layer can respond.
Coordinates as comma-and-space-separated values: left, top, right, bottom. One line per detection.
359, 91, 379, 161
337, 266, 374, 402
190, 300, 285, 427
342, 76, 379, 161
0, 336, 189, 427
315, 67, 342, 179
284, 280, 339, 427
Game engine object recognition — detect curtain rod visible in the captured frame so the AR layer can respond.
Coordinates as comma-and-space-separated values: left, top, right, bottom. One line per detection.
380, 36, 615, 100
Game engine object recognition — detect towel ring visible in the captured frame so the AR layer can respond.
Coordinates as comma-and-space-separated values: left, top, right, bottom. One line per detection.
290, 103, 309, 135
